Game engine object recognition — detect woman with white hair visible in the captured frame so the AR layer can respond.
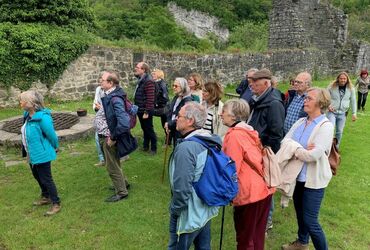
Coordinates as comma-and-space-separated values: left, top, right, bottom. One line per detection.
164, 77, 193, 146
19, 90, 61, 216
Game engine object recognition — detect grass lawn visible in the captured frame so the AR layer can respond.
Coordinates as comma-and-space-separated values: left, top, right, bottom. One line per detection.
0, 80, 369, 249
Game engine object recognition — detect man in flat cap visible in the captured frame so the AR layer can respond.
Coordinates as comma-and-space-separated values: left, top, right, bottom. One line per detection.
246, 68, 285, 232
247, 68, 285, 153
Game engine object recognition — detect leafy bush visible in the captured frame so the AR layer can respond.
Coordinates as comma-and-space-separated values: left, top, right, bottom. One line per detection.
227, 21, 268, 52
0, 0, 95, 29
0, 23, 90, 89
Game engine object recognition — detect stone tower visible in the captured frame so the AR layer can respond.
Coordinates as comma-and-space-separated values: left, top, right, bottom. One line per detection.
269, 0, 348, 54
268, 0, 370, 74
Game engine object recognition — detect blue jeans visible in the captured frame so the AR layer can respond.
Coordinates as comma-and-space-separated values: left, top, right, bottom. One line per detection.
95, 132, 104, 162
30, 161, 60, 204
293, 182, 327, 250
327, 112, 346, 147
168, 213, 211, 250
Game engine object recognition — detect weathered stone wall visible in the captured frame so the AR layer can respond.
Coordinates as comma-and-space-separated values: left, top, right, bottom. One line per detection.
269, 0, 348, 53
167, 2, 229, 42
0, 46, 331, 106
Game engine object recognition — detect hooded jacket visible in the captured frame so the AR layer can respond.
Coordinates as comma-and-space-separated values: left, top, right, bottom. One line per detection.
248, 87, 285, 153
223, 122, 274, 206
22, 109, 58, 164
169, 130, 220, 235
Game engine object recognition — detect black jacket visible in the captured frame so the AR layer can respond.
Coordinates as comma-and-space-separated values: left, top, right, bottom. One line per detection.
167, 95, 193, 130
248, 87, 285, 153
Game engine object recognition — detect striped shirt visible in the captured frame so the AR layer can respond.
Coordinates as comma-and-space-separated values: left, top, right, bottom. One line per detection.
203, 105, 216, 133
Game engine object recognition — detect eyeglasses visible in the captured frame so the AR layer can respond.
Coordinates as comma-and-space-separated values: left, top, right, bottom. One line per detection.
304, 96, 315, 102
176, 114, 187, 120
173, 85, 180, 88
294, 80, 307, 85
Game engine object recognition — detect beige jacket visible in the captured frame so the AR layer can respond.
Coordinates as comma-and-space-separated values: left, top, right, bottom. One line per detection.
284, 117, 334, 189
277, 139, 303, 193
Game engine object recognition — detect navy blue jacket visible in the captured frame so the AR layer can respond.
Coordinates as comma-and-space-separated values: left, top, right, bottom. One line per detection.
101, 87, 130, 141
236, 79, 253, 103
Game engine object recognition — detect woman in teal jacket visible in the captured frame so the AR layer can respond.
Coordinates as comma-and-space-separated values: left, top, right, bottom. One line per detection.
20, 90, 61, 216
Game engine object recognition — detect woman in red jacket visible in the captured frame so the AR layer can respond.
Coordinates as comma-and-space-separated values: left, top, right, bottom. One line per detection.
221, 98, 274, 250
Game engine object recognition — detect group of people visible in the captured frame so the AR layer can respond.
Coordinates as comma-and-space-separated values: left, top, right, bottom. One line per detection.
18, 62, 369, 250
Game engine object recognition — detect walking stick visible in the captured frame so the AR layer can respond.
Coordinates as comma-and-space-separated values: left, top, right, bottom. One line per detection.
161, 132, 170, 183
219, 206, 226, 250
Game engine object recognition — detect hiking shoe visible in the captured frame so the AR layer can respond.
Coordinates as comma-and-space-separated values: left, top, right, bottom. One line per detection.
266, 221, 273, 232
282, 240, 309, 250
33, 197, 51, 206
94, 161, 105, 167
44, 204, 61, 216
105, 194, 128, 202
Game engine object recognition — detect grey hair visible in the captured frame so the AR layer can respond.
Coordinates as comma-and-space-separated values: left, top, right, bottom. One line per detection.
183, 102, 207, 129
19, 90, 45, 111
175, 77, 191, 96
223, 98, 250, 122
247, 68, 259, 76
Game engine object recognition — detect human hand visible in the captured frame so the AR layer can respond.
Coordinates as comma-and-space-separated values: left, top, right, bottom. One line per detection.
307, 143, 315, 150
143, 113, 149, 119
95, 103, 101, 110
352, 114, 357, 121
107, 138, 116, 147
328, 105, 335, 112
164, 122, 170, 133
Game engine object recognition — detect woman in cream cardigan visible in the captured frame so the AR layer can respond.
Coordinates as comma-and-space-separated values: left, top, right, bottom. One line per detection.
281, 87, 334, 250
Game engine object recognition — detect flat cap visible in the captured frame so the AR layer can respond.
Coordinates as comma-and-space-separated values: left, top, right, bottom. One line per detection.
249, 68, 272, 80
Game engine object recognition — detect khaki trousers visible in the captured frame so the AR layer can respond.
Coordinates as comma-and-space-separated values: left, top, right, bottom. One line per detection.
99, 137, 129, 196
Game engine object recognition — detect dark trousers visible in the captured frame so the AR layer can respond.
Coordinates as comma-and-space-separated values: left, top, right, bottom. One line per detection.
358, 92, 368, 110
138, 112, 157, 152
293, 181, 327, 250
30, 161, 60, 204
233, 195, 272, 250
168, 213, 211, 250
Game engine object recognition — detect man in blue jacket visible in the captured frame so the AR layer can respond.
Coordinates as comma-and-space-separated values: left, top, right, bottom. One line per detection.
168, 102, 220, 250
98, 71, 131, 202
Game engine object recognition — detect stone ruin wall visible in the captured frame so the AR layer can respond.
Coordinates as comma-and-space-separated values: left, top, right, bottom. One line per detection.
269, 0, 370, 73
1, 0, 370, 107
0, 46, 330, 106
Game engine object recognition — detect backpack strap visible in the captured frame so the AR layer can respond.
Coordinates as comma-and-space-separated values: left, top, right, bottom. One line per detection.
185, 136, 209, 149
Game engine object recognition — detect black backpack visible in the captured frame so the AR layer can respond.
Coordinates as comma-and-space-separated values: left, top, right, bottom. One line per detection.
154, 80, 169, 116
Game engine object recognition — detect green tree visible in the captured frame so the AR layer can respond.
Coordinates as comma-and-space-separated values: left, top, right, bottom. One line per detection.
0, 0, 94, 29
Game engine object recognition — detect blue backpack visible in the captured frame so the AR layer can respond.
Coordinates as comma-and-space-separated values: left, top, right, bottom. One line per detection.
186, 136, 238, 206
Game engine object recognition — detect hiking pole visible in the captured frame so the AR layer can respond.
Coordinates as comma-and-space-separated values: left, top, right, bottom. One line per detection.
161, 132, 170, 184
219, 206, 226, 250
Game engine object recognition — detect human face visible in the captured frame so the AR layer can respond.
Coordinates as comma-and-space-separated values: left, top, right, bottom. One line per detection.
19, 100, 27, 110
338, 74, 348, 86
220, 107, 235, 127
294, 73, 310, 95
134, 63, 145, 77
303, 90, 320, 116
100, 72, 112, 91
249, 78, 268, 96
188, 77, 196, 90
152, 71, 158, 80
202, 88, 210, 102
172, 81, 182, 95
175, 106, 193, 135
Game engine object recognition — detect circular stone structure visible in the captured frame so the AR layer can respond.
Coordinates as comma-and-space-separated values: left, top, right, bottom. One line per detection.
0, 112, 95, 146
